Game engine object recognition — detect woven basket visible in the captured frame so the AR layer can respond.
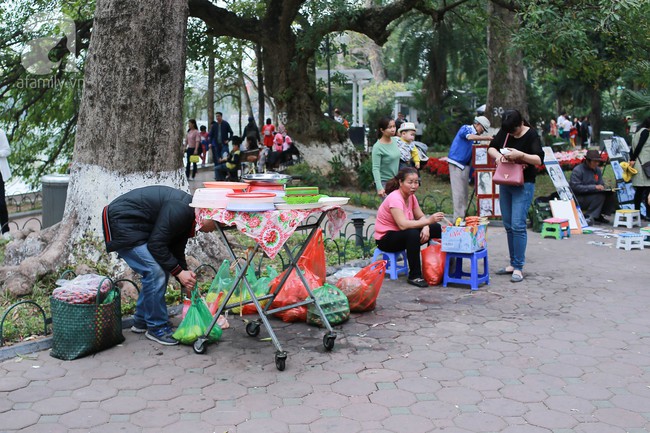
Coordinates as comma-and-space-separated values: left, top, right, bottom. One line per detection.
50, 277, 124, 360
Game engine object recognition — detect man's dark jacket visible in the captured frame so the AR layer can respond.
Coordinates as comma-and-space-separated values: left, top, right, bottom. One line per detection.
208, 120, 233, 156
102, 186, 195, 276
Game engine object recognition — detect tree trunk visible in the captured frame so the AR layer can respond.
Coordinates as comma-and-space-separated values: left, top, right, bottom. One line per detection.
486, 1, 528, 127
262, 38, 354, 169
256, 43, 265, 127
424, 20, 449, 107
1, 0, 225, 295
590, 87, 602, 144
365, 39, 387, 82
207, 40, 215, 124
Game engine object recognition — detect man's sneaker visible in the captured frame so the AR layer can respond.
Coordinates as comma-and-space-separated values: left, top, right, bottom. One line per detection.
130, 323, 147, 334
145, 326, 178, 346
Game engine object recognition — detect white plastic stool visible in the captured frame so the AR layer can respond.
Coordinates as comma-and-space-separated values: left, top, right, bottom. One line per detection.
615, 232, 645, 251
613, 209, 641, 228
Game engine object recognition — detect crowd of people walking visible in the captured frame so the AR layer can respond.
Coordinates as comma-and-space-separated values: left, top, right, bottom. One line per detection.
182, 114, 300, 181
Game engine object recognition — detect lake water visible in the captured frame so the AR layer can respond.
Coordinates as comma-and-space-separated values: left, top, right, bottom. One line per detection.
6, 178, 37, 196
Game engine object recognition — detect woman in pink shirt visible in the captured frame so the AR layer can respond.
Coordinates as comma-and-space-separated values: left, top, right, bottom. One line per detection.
185, 119, 201, 179
375, 167, 445, 287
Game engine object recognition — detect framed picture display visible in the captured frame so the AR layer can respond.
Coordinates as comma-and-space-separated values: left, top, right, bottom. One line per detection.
474, 169, 500, 218
477, 170, 492, 195
472, 145, 494, 168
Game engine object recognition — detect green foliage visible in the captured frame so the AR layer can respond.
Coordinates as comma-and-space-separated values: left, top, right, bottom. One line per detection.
0, 1, 92, 188
514, 1, 650, 93
355, 154, 374, 190
362, 80, 408, 134
327, 155, 354, 188
622, 90, 650, 122
283, 163, 330, 190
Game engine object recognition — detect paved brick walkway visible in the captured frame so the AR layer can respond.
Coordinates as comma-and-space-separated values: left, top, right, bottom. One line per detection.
2, 221, 650, 432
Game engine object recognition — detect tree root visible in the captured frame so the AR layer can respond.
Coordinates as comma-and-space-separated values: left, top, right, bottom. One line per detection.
1, 216, 76, 296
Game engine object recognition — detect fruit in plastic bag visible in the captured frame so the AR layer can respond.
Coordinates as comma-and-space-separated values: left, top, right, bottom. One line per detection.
307, 284, 350, 327
297, 228, 326, 286
172, 291, 222, 344
336, 260, 386, 312
268, 267, 320, 322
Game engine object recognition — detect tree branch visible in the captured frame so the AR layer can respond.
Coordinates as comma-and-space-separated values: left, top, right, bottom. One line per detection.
488, 0, 520, 13
416, 0, 471, 20
188, 0, 261, 42
336, 0, 422, 45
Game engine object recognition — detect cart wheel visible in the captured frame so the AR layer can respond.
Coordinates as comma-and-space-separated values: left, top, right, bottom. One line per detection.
246, 322, 261, 337
275, 351, 287, 371
323, 332, 336, 351
193, 338, 207, 354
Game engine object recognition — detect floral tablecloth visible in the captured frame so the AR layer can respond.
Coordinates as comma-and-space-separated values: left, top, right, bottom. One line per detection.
196, 206, 346, 259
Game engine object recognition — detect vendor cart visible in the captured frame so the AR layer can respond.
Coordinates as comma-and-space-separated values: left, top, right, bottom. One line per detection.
193, 205, 346, 371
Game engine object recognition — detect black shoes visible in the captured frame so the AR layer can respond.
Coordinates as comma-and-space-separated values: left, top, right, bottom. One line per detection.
407, 277, 428, 288
594, 215, 610, 224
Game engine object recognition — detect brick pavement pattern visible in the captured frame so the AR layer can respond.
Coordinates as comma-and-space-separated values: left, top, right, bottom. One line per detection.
2, 221, 650, 432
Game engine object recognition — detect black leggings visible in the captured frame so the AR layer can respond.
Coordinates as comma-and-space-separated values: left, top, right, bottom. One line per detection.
185, 147, 199, 178
0, 173, 8, 234
634, 186, 650, 218
376, 223, 442, 280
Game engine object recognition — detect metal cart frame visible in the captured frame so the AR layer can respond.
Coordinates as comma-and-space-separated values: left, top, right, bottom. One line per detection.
192, 210, 337, 371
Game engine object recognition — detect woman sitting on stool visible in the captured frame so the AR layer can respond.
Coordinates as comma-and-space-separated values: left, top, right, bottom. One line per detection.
375, 167, 445, 287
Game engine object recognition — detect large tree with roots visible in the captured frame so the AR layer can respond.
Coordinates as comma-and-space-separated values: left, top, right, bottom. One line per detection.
0, 0, 227, 295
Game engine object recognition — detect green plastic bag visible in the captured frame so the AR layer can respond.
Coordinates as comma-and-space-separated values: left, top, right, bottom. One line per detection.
208, 263, 279, 315
173, 291, 222, 345
205, 260, 233, 306
307, 284, 350, 327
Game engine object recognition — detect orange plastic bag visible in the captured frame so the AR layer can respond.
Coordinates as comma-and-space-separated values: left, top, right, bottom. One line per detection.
268, 267, 320, 322
297, 228, 326, 286
337, 260, 386, 312
421, 240, 446, 286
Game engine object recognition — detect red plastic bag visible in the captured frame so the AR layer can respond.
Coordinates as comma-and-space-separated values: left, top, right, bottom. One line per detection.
421, 240, 446, 286
337, 260, 386, 312
297, 228, 326, 286
268, 267, 320, 322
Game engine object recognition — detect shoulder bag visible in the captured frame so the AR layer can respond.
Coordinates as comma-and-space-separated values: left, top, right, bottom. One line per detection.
641, 159, 650, 178
492, 133, 524, 186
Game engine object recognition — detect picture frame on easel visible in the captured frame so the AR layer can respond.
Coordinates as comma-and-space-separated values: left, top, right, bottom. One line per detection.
472, 145, 494, 168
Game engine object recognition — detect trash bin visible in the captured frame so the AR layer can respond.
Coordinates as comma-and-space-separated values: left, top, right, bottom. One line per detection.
41, 174, 70, 229
348, 126, 365, 147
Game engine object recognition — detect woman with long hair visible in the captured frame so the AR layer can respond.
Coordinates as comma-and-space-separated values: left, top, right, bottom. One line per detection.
487, 109, 544, 283
374, 167, 445, 287
371, 116, 400, 198
185, 119, 201, 180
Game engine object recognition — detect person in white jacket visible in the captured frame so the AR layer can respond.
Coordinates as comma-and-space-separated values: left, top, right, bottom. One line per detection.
0, 129, 11, 238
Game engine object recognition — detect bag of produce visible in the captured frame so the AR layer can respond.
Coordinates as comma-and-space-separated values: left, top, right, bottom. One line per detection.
173, 290, 222, 344
307, 284, 350, 327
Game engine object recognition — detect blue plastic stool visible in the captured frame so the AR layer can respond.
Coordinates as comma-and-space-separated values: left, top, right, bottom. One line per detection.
442, 248, 489, 291
372, 248, 408, 280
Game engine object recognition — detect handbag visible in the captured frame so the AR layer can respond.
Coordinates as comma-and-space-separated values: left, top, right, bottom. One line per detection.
493, 134, 525, 186
642, 161, 650, 178
189, 154, 200, 163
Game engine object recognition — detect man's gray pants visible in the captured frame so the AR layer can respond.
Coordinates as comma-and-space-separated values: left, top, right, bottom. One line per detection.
449, 164, 469, 220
